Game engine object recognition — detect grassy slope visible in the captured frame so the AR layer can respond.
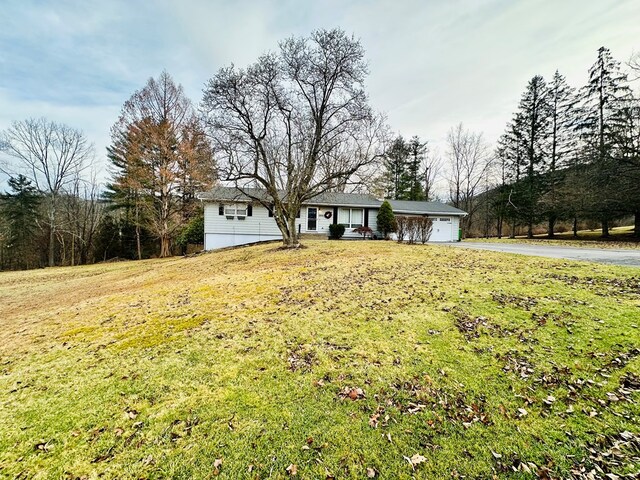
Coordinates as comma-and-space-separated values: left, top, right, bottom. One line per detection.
1, 241, 639, 479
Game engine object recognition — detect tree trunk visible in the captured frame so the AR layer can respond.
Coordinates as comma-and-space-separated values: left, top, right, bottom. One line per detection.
48, 207, 55, 267
282, 215, 300, 248
547, 216, 556, 239
601, 219, 609, 238
635, 211, 640, 238
160, 234, 171, 257
135, 203, 142, 260
573, 217, 578, 238
527, 220, 533, 239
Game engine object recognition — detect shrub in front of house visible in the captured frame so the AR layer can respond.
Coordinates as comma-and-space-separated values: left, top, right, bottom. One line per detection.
396, 216, 407, 243
377, 200, 397, 239
177, 212, 205, 251
396, 216, 433, 244
329, 223, 345, 239
353, 226, 373, 239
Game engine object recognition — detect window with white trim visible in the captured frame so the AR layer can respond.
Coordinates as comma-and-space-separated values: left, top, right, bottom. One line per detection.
224, 204, 248, 219
439, 217, 451, 222
338, 208, 364, 228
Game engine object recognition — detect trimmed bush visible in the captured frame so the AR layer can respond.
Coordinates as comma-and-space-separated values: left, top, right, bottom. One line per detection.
396, 215, 433, 244
329, 223, 345, 239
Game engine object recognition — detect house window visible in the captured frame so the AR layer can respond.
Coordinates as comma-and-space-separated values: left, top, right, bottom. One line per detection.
338, 208, 364, 228
224, 205, 236, 218
224, 204, 249, 219
439, 217, 451, 222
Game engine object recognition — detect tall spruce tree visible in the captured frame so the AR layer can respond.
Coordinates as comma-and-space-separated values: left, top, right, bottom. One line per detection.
406, 136, 427, 201
544, 70, 578, 236
577, 47, 633, 236
514, 75, 551, 238
383, 136, 411, 200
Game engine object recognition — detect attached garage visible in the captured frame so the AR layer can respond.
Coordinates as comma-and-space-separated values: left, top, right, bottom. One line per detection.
388, 200, 464, 243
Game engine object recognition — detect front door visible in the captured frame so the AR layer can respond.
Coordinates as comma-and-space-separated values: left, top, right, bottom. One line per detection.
307, 207, 317, 231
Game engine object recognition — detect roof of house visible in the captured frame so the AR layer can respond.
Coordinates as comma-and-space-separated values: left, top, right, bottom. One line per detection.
198, 186, 466, 215
389, 200, 466, 216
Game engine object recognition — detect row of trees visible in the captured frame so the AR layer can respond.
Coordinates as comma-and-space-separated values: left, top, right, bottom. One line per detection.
2, 34, 637, 268
487, 47, 639, 238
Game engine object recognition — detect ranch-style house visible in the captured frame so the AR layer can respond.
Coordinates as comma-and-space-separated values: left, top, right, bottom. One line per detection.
198, 186, 467, 250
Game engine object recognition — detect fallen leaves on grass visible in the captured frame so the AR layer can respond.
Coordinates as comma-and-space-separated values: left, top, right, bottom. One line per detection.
492, 292, 538, 310
339, 386, 365, 400
403, 453, 427, 470
212, 458, 223, 476
287, 345, 316, 372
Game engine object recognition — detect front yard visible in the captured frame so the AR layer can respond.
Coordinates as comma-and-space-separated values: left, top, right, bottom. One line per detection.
1, 241, 638, 478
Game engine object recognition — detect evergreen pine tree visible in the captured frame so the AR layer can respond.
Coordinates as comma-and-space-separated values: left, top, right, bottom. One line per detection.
514, 75, 551, 237
545, 70, 578, 237
376, 200, 396, 239
383, 136, 411, 200
406, 136, 427, 201
0, 175, 43, 269
577, 47, 633, 236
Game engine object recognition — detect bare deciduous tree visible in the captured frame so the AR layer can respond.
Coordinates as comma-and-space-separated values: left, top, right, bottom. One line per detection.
59, 170, 104, 265
445, 123, 491, 237
201, 28, 386, 248
423, 149, 441, 202
0, 118, 92, 266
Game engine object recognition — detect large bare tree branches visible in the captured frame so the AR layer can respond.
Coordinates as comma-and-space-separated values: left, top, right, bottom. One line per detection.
0, 118, 92, 194
201, 29, 386, 247
446, 123, 491, 236
0, 118, 94, 266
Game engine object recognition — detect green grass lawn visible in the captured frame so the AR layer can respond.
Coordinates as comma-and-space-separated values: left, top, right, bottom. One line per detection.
1, 241, 639, 479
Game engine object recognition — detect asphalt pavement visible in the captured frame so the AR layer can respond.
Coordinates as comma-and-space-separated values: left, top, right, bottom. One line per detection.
448, 242, 640, 267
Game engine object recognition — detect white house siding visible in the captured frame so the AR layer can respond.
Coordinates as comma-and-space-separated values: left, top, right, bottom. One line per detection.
204, 202, 283, 250
427, 215, 461, 242
203, 200, 460, 249
301, 205, 380, 238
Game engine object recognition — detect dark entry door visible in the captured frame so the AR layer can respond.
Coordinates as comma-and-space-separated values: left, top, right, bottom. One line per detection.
307, 207, 317, 231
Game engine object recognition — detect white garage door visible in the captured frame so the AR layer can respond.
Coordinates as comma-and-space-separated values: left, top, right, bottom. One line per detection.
430, 217, 453, 242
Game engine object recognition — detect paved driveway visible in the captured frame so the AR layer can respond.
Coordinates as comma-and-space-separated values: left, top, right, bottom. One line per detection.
448, 242, 640, 267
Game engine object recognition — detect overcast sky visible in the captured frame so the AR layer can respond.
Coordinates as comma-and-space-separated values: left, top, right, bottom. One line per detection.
1, 0, 639, 188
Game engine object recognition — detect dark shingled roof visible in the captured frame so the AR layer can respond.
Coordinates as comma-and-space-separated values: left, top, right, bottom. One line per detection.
388, 200, 467, 216
198, 186, 466, 215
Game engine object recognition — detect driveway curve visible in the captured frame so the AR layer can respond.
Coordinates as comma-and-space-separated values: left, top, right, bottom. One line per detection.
448, 242, 640, 267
